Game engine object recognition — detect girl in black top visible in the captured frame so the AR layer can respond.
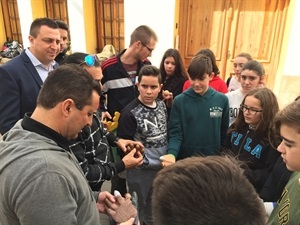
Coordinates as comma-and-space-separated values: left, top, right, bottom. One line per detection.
225, 88, 281, 193
159, 48, 187, 117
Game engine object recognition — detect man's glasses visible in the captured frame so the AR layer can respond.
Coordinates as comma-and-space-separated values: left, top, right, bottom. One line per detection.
240, 104, 263, 115
141, 41, 154, 53
80, 55, 99, 67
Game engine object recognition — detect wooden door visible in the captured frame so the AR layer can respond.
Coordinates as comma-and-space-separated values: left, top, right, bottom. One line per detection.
178, 0, 290, 89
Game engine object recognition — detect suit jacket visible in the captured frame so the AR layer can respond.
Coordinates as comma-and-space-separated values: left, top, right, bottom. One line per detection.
0, 51, 56, 134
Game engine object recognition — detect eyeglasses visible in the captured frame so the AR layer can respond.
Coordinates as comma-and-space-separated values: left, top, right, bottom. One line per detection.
80, 55, 99, 67
140, 41, 154, 53
240, 104, 262, 115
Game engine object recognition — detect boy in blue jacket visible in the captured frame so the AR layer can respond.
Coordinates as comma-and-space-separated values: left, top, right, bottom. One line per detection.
161, 54, 229, 165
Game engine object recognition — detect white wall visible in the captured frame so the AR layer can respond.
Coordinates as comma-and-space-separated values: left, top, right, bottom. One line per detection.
282, 0, 300, 77
124, 0, 176, 67
16, 0, 86, 53
67, 0, 86, 53
273, 0, 300, 107
17, 0, 33, 48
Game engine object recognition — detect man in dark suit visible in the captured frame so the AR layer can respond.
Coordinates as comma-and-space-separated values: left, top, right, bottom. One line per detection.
0, 18, 60, 134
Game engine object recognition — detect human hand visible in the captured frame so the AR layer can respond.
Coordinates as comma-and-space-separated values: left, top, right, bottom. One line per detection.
101, 111, 112, 121
122, 149, 143, 169
118, 218, 139, 225
162, 90, 173, 108
162, 90, 173, 100
160, 154, 176, 167
117, 139, 144, 154
106, 191, 137, 224
97, 191, 116, 214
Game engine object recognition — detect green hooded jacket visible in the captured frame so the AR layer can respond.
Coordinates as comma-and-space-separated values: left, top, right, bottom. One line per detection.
168, 87, 229, 159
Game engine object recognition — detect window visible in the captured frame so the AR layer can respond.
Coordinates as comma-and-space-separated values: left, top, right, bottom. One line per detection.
45, 0, 70, 49
45, 0, 69, 23
95, 0, 124, 53
1, 0, 22, 44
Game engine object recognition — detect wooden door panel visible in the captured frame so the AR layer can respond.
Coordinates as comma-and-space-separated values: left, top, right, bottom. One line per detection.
227, 0, 289, 87
230, 1, 280, 69
179, 0, 228, 69
178, 0, 289, 89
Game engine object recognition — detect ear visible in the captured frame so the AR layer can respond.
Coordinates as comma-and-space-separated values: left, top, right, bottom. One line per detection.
158, 83, 163, 92
61, 99, 73, 116
28, 35, 34, 46
134, 40, 143, 50
209, 73, 214, 81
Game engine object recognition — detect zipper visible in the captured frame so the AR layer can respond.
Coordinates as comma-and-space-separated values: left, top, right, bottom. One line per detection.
237, 129, 250, 155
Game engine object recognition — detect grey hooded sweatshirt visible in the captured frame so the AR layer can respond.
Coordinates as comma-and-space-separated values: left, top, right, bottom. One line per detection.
0, 120, 101, 225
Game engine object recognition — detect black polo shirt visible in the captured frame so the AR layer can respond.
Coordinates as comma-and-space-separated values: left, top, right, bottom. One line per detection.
21, 113, 71, 152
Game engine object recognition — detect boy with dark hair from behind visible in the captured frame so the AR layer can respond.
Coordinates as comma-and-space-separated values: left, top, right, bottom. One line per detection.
153, 155, 266, 225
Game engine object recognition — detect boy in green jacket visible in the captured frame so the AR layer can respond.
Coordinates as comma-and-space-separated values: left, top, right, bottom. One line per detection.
161, 54, 229, 165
